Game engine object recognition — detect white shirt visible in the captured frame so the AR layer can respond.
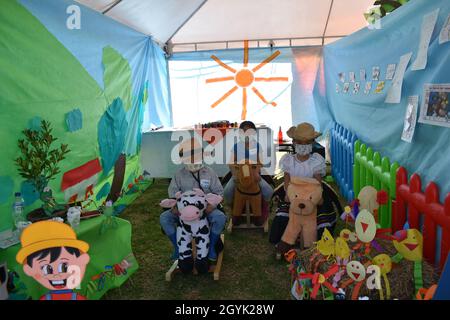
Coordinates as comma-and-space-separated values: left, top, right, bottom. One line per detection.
279, 153, 326, 178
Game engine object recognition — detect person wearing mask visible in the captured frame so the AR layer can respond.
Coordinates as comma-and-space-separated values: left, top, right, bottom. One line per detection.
223, 121, 274, 208
159, 138, 226, 262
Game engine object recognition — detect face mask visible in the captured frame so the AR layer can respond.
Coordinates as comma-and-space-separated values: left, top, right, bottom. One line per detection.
185, 163, 203, 172
295, 144, 312, 156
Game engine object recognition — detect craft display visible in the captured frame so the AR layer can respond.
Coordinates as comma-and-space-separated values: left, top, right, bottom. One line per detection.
160, 189, 222, 274
276, 177, 323, 255
285, 203, 439, 300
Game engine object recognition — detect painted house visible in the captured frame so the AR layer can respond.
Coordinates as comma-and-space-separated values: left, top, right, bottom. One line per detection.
61, 158, 102, 203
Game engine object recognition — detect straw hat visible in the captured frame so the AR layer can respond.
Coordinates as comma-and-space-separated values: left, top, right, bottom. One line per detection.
16, 221, 89, 265
287, 122, 321, 142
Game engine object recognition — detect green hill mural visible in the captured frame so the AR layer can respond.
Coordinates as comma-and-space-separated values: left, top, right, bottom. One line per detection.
0, 0, 146, 230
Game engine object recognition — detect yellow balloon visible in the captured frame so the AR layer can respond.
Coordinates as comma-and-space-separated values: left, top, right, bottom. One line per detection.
317, 228, 335, 257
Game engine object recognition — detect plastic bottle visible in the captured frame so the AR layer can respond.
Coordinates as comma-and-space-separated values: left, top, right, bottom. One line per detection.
12, 192, 26, 231
278, 126, 283, 144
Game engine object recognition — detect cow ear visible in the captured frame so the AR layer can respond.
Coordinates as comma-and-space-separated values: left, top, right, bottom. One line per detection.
160, 199, 177, 208
205, 193, 223, 206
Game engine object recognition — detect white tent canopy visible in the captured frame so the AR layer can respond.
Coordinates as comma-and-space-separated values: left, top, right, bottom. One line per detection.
76, 0, 375, 51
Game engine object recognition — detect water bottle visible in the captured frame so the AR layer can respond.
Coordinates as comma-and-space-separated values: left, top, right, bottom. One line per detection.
12, 192, 25, 228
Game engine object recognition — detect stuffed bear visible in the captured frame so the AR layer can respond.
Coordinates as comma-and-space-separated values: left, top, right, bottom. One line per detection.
160, 189, 222, 274
277, 177, 323, 254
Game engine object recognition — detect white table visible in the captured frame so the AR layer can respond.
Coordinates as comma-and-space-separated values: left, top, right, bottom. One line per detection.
140, 127, 276, 178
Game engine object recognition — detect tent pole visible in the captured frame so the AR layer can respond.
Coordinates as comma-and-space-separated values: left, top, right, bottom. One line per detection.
102, 0, 123, 14
166, 0, 209, 44
322, 0, 334, 45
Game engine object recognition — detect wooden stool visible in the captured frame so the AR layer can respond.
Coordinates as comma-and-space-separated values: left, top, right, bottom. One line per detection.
165, 234, 225, 281
227, 201, 269, 233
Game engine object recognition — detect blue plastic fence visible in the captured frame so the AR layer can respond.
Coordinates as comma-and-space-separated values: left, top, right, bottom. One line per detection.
330, 122, 357, 202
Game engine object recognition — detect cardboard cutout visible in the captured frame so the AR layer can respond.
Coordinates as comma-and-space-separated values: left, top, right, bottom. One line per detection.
355, 209, 377, 243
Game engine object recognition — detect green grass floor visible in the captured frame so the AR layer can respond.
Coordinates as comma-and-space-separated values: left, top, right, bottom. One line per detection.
103, 176, 347, 300
103, 179, 293, 300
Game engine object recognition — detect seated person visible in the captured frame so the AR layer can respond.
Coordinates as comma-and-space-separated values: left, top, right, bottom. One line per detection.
160, 138, 226, 262
223, 121, 274, 206
270, 122, 333, 244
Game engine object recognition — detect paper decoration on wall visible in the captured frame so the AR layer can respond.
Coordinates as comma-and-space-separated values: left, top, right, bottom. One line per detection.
401, 95, 419, 143
103, 46, 132, 111
28, 116, 43, 132
360, 69, 366, 81
375, 81, 385, 93
349, 72, 355, 83
418, 84, 450, 128
353, 82, 360, 94
20, 180, 40, 206
411, 8, 440, 71
335, 84, 340, 93
338, 72, 345, 83
96, 182, 111, 201
364, 82, 372, 94
343, 83, 350, 93
372, 67, 380, 81
439, 14, 450, 44
385, 52, 412, 104
61, 158, 102, 203
98, 98, 129, 174
0, 176, 14, 204
385, 64, 396, 80
65, 108, 83, 132
124, 81, 147, 156
205, 40, 288, 120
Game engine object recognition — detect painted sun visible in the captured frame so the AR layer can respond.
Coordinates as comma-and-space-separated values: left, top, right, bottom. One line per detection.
206, 40, 288, 120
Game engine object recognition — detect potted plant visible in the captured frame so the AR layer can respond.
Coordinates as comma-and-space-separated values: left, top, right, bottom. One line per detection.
15, 120, 70, 221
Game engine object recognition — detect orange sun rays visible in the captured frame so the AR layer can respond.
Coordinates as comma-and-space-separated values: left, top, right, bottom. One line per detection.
206, 40, 288, 120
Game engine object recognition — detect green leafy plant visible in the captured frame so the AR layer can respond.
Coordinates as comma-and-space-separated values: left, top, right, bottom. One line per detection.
15, 120, 70, 195
365, 0, 410, 24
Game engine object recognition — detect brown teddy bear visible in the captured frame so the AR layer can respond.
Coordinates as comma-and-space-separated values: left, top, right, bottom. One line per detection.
277, 177, 323, 254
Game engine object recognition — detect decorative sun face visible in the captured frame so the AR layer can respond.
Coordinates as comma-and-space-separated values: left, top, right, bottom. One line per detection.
206, 40, 288, 120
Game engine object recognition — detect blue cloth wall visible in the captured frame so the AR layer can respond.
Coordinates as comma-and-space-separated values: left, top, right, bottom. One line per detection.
20, 0, 171, 129
314, 0, 450, 202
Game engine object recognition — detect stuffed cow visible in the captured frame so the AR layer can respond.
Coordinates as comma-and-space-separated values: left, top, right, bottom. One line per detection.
277, 177, 323, 254
160, 189, 222, 274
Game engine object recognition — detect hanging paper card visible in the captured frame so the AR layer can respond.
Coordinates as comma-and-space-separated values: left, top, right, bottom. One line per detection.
418, 84, 450, 128
439, 14, 450, 44
346, 261, 366, 282
349, 72, 355, 83
401, 96, 419, 143
336, 83, 340, 93
364, 81, 372, 94
385, 52, 412, 104
375, 81, 385, 93
355, 209, 377, 243
372, 67, 380, 81
353, 82, 360, 94
392, 229, 423, 262
385, 64, 396, 80
411, 9, 440, 71
338, 72, 345, 83
360, 69, 366, 81
343, 83, 350, 94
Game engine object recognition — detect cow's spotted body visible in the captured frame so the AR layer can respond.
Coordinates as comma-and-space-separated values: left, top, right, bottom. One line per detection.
160, 189, 223, 274
175, 191, 210, 273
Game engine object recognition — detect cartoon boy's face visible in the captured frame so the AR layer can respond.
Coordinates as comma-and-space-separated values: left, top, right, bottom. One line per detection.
23, 247, 90, 290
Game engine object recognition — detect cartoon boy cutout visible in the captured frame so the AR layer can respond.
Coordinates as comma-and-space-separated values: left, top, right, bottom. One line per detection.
16, 221, 90, 300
